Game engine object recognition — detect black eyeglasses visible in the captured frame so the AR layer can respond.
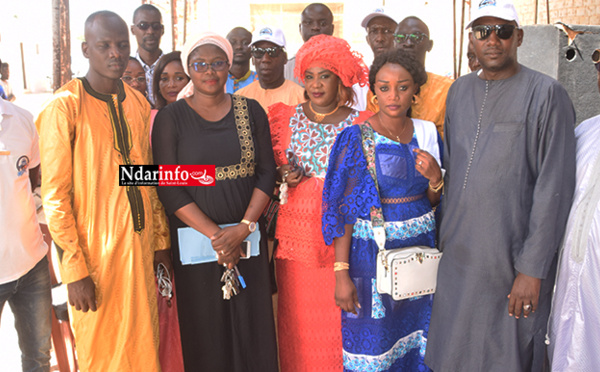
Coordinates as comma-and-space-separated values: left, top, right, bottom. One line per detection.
122, 76, 146, 84
472, 24, 517, 40
250, 46, 285, 59
189, 61, 229, 73
394, 32, 429, 44
135, 22, 163, 31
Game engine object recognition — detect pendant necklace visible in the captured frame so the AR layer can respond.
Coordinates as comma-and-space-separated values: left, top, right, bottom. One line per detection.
383, 118, 410, 142
308, 101, 339, 123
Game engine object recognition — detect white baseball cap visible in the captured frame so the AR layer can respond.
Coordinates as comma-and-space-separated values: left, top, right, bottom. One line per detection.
466, 0, 521, 29
361, 8, 397, 29
250, 26, 286, 48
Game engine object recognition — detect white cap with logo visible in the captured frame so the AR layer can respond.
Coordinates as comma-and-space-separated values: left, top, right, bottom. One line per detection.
466, 0, 521, 29
250, 26, 286, 48
361, 8, 397, 29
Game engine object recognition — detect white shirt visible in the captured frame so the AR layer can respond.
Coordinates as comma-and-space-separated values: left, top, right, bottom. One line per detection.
136, 51, 163, 107
548, 114, 600, 371
0, 99, 47, 284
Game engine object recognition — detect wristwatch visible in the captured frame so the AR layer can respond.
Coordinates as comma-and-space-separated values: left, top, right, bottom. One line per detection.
240, 219, 257, 233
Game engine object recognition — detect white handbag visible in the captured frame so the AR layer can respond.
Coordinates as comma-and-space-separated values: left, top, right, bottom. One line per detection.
359, 123, 443, 301
375, 243, 442, 300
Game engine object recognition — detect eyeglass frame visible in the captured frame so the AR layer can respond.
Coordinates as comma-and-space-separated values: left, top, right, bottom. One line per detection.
250, 46, 286, 59
134, 22, 164, 31
188, 60, 229, 73
394, 32, 429, 45
122, 76, 147, 84
471, 24, 518, 41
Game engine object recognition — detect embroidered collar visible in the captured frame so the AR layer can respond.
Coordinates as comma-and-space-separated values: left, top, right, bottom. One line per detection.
79, 77, 126, 103
229, 69, 253, 83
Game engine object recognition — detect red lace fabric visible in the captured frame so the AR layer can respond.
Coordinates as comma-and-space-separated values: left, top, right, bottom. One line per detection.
268, 103, 373, 265
276, 260, 342, 371
269, 103, 372, 371
277, 178, 333, 264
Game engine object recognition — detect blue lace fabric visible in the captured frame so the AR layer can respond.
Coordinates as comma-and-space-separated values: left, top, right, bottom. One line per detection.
322, 125, 435, 372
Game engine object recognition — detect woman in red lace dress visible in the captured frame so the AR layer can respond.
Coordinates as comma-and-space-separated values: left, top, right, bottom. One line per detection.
268, 34, 372, 371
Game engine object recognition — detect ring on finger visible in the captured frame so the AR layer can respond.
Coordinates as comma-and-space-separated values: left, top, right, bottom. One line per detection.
418, 161, 423, 165
220, 250, 225, 255
523, 304, 532, 311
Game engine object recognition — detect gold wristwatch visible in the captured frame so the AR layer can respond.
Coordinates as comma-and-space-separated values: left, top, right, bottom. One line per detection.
240, 219, 257, 232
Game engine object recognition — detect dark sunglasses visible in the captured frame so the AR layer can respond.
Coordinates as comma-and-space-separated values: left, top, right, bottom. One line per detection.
394, 32, 429, 44
189, 60, 229, 73
472, 24, 517, 40
593, 49, 600, 72
250, 46, 285, 59
122, 76, 146, 83
135, 22, 163, 31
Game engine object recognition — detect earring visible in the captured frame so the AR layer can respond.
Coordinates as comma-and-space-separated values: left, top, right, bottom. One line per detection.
370, 95, 378, 106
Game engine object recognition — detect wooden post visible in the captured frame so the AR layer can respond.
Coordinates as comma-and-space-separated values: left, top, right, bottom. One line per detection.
20, 43, 27, 90
172, 0, 179, 51
458, 0, 466, 77
453, 0, 457, 79
183, 0, 188, 45
52, 0, 71, 92
546, 0, 550, 24
534, 0, 539, 24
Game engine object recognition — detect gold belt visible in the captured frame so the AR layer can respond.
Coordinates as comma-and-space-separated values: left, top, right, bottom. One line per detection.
381, 194, 424, 204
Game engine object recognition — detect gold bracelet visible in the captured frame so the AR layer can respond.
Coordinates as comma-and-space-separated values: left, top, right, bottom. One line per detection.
334, 262, 350, 272
429, 179, 444, 193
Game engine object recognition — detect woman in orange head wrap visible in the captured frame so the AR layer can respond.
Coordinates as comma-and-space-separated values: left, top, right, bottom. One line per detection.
268, 34, 372, 371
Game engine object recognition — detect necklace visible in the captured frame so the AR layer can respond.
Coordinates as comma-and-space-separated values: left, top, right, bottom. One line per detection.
382, 118, 411, 142
308, 101, 339, 123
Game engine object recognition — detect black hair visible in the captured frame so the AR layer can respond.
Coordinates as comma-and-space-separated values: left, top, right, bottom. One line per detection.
85, 10, 124, 32
398, 16, 430, 37
302, 3, 333, 19
152, 51, 189, 110
368, 49, 428, 95
133, 4, 162, 22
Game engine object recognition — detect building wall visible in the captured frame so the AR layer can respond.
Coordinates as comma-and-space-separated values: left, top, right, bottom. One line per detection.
514, 0, 600, 26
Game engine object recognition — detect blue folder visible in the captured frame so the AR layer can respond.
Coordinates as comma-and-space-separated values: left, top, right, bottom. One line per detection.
177, 223, 261, 265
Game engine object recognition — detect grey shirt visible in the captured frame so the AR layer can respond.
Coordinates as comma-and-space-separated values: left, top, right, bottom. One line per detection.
425, 66, 576, 372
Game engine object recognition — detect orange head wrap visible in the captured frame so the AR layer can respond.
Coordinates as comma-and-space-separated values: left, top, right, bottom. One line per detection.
294, 34, 369, 88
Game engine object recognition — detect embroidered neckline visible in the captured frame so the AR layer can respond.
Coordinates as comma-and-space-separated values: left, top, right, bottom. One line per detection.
214, 95, 256, 181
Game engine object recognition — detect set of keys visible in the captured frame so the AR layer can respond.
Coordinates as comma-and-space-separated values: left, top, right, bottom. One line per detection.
221, 265, 246, 300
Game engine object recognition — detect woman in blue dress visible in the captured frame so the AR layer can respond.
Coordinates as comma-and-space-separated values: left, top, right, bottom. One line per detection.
322, 49, 443, 371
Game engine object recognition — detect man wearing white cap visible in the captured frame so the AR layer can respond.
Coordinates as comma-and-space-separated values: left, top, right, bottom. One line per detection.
361, 9, 398, 114
425, 0, 576, 371
237, 26, 304, 112
362, 8, 397, 60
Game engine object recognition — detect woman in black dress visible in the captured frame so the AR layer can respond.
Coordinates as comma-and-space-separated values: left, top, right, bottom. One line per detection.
152, 32, 278, 372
